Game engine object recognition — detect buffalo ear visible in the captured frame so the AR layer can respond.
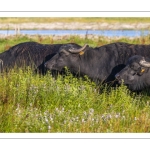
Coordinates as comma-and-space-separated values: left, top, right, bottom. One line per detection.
141, 67, 149, 73
138, 67, 148, 76
79, 51, 84, 55
141, 68, 145, 73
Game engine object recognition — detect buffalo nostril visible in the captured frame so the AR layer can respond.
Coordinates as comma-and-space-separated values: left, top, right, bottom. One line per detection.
115, 74, 120, 80
44, 63, 47, 67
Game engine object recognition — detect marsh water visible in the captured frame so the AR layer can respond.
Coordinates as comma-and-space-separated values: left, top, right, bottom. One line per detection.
0, 29, 150, 37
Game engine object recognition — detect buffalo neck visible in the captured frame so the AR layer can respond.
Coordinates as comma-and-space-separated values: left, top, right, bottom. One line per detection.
77, 48, 109, 82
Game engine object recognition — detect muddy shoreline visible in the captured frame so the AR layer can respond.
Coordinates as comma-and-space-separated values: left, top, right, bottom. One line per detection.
1, 22, 150, 30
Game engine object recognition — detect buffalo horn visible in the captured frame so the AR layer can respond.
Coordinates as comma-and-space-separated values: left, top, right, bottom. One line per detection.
68, 44, 88, 53
139, 58, 150, 67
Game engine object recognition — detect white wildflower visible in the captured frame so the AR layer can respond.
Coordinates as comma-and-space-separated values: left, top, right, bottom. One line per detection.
83, 111, 87, 116
89, 108, 94, 115
48, 125, 51, 130
45, 117, 49, 123
62, 107, 64, 112
49, 116, 53, 121
107, 114, 112, 119
115, 113, 120, 118
82, 119, 85, 123
122, 116, 125, 119
134, 117, 138, 121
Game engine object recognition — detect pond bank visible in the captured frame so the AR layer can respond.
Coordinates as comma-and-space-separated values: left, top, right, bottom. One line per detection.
1, 22, 150, 30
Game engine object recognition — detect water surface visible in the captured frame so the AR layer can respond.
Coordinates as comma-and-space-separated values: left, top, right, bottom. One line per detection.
0, 29, 150, 37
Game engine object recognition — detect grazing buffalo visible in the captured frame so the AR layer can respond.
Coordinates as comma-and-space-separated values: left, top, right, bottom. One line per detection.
44, 42, 150, 85
115, 55, 150, 91
0, 41, 81, 74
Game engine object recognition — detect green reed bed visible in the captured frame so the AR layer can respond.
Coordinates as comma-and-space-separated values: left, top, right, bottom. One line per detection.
0, 35, 150, 132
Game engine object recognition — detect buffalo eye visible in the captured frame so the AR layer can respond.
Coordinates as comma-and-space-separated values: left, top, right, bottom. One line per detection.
130, 70, 137, 76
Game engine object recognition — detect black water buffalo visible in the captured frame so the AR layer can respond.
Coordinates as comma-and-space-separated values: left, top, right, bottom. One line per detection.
115, 55, 150, 91
0, 41, 81, 74
44, 42, 150, 85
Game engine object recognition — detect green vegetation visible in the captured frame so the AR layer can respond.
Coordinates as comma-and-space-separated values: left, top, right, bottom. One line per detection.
0, 35, 150, 132
1, 17, 150, 24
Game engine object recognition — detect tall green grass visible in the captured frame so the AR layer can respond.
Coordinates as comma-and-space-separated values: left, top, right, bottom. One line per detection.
0, 35, 150, 132
0, 68, 150, 132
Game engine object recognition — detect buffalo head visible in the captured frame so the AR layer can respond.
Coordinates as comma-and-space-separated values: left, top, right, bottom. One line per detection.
44, 44, 89, 73
115, 55, 150, 91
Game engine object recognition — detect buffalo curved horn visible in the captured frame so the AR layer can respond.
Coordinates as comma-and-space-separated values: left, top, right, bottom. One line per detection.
139, 58, 150, 67
68, 44, 89, 53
